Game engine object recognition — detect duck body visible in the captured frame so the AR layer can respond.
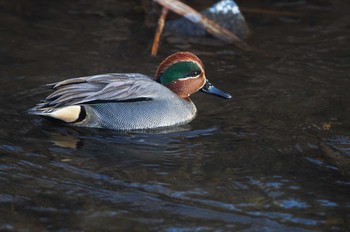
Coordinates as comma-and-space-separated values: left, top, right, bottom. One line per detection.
29, 52, 231, 131
84, 99, 196, 130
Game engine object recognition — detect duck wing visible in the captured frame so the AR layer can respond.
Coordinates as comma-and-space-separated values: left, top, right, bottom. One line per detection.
31, 73, 167, 111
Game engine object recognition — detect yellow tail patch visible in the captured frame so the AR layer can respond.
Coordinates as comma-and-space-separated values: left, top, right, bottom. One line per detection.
49, 106, 81, 123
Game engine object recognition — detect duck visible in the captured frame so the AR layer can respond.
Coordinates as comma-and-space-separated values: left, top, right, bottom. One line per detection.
28, 52, 231, 130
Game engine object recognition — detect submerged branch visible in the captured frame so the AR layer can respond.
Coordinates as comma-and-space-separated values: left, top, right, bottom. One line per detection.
153, 0, 254, 53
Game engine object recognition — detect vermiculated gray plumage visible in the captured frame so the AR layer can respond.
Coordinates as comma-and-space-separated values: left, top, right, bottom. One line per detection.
28, 73, 197, 130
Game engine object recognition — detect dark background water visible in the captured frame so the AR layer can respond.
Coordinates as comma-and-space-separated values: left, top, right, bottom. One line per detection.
0, 0, 349, 231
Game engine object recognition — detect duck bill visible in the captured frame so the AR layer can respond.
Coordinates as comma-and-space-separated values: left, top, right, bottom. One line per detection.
201, 80, 232, 99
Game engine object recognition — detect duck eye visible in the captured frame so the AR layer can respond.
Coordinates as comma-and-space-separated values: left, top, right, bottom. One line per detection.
187, 70, 201, 77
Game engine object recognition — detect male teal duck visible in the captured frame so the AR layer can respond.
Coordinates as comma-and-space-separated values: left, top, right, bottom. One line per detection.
28, 52, 231, 130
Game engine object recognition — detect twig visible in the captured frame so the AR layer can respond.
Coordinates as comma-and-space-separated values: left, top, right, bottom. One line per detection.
154, 0, 253, 52
151, 7, 169, 56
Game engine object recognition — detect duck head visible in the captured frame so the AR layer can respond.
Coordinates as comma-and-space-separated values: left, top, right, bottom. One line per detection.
154, 52, 231, 99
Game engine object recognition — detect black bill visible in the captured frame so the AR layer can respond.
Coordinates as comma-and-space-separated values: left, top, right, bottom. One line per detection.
201, 80, 232, 99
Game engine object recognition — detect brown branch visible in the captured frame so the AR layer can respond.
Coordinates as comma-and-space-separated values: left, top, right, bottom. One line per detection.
151, 7, 169, 56
154, 0, 253, 52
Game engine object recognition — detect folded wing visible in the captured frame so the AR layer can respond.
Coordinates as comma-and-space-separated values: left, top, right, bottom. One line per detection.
30, 73, 164, 112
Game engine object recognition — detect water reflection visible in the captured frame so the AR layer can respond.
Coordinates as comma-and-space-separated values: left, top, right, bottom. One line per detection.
2, 119, 346, 230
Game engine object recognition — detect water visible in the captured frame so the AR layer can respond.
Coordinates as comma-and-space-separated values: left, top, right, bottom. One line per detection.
0, 0, 349, 231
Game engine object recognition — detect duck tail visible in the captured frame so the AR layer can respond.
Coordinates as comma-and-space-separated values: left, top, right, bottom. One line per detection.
28, 105, 83, 123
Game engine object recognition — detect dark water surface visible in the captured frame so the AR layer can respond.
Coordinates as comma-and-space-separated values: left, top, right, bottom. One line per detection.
0, 0, 349, 231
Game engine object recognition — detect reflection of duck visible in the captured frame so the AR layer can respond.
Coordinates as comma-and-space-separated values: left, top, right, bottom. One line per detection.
45, 126, 217, 164
29, 52, 231, 130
